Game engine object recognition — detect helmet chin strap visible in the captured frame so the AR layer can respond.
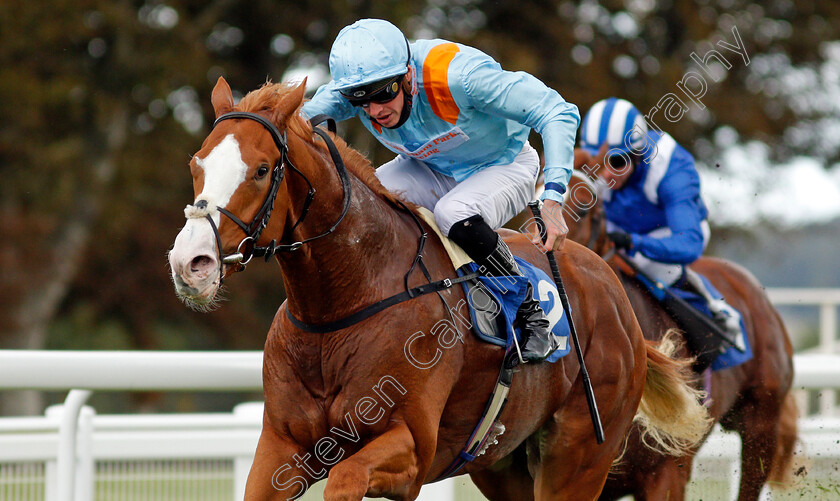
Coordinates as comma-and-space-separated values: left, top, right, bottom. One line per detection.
385, 91, 412, 129
368, 86, 412, 130
384, 66, 414, 129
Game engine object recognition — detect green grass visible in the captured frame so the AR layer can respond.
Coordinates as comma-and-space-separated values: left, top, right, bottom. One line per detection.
2, 459, 839, 500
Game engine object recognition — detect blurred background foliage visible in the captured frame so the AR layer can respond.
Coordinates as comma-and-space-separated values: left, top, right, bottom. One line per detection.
2, 0, 839, 415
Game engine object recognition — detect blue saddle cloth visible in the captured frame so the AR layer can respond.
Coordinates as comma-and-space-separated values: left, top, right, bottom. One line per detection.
644, 273, 753, 371
458, 257, 571, 363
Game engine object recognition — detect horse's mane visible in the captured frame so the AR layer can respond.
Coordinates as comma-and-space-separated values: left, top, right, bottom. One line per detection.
238, 82, 406, 208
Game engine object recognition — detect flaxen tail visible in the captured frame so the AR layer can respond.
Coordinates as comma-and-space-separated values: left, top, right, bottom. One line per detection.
634, 330, 712, 456
767, 392, 800, 487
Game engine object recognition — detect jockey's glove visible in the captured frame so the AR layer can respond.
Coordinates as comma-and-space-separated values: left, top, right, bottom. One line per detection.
607, 231, 634, 251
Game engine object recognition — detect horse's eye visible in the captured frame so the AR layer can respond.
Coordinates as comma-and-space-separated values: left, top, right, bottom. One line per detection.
255, 164, 270, 179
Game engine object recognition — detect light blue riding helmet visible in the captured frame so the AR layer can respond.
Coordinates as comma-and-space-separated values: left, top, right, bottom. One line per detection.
580, 97, 649, 156
329, 19, 410, 92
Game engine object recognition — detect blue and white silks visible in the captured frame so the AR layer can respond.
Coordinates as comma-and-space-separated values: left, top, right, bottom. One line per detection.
637, 271, 753, 371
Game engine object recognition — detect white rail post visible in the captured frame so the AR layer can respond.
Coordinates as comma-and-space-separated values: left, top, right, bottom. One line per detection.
44, 411, 60, 500
233, 402, 264, 501
819, 302, 837, 415
51, 389, 92, 501
728, 453, 740, 499
75, 406, 95, 501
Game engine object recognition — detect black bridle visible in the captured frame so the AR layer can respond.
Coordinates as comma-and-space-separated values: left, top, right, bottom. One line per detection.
189, 112, 351, 282
186, 109, 478, 333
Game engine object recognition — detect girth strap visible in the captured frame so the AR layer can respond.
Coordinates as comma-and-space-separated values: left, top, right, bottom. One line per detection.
433, 349, 515, 482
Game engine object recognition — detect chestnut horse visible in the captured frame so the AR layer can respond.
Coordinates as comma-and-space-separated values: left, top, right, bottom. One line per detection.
563, 169, 797, 500
168, 78, 710, 501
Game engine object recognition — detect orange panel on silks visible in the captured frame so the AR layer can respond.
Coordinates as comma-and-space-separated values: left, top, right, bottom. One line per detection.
422, 43, 461, 125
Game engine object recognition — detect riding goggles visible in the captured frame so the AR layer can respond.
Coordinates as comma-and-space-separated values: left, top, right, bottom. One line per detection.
606, 154, 630, 169
340, 75, 403, 107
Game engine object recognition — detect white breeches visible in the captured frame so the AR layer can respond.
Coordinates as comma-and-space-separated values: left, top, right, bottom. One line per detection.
376, 143, 540, 235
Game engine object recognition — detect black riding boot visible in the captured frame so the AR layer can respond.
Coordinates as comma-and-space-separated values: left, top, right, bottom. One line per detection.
448, 215, 557, 363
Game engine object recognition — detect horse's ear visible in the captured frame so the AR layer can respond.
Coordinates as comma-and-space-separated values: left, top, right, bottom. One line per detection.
271, 78, 307, 125
211, 77, 235, 117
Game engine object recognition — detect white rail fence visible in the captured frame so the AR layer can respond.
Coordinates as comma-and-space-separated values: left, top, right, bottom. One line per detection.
0, 352, 264, 501
766, 288, 840, 355
0, 287, 837, 501
1, 352, 838, 501
768, 288, 840, 415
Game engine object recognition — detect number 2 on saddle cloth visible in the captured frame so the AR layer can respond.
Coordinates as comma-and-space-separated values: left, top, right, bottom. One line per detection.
456, 258, 572, 363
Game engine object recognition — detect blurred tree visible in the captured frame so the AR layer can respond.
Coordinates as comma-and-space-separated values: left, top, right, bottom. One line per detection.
474, 0, 840, 165
0, 0, 424, 415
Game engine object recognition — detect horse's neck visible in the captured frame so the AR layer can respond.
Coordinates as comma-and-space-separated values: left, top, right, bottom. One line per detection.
278, 174, 419, 324
590, 207, 613, 258
595, 235, 613, 258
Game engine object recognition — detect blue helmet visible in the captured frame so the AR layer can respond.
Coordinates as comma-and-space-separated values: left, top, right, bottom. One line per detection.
329, 19, 410, 92
580, 97, 649, 156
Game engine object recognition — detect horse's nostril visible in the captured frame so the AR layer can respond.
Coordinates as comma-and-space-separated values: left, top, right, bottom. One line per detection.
190, 255, 214, 273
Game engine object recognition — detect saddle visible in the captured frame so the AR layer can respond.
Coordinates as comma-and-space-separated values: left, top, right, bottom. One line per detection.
622, 265, 753, 372
416, 208, 571, 362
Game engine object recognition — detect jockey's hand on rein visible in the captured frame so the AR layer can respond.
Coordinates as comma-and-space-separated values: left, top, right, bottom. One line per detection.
538, 199, 568, 252
607, 231, 633, 251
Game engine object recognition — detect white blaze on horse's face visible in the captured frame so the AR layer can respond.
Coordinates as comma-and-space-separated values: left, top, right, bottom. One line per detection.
196, 134, 249, 212
168, 134, 249, 308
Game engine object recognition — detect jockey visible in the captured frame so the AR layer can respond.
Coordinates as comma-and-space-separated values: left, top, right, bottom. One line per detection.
577, 97, 742, 343
302, 19, 580, 362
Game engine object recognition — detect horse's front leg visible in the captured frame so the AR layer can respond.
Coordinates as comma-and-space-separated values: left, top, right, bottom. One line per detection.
244, 422, 313, 501
324, 423, 424, 501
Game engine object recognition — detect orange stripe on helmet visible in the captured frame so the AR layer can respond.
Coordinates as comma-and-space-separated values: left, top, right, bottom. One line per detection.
422, 43, 460, 125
